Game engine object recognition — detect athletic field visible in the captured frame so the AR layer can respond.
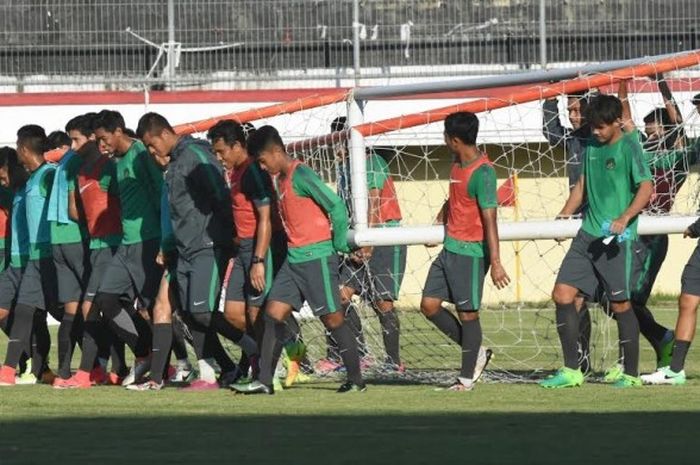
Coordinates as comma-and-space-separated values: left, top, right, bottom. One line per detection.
0, 300, 698, 465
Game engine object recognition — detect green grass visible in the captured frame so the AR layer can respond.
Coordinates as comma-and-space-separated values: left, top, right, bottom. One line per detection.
0, 301, 698, 465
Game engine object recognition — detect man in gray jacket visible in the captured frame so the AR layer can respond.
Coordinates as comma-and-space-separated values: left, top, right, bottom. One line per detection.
137, 112, 259, 390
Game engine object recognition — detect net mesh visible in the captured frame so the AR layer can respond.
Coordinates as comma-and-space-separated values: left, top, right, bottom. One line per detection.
191, 54, 700, 383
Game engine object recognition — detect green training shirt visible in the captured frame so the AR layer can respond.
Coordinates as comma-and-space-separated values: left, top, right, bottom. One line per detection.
581, 130, 652, 239
51, 153, 85, 245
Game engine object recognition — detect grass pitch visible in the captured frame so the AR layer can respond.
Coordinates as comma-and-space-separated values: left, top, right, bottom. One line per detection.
1, 302, 699, 465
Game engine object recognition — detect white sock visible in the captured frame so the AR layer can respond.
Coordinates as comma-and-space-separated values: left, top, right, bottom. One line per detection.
198, 358, 217, 383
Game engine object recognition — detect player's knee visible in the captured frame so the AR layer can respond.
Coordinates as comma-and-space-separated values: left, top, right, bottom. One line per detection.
321, 311, 344, 330
679, 294, 700, 314
264, 301, 291, 323
152, 302, 172, 324
552, 285, 575, 305
420, 297, 440, 317
374, 299, 394, 314
459, 310, 479, 322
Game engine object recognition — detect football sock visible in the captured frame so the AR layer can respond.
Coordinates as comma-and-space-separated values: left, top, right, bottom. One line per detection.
330, 322, 363, 385
615, 307, 640, 377
4, 304, 36, 369
258, 315, 281, 386
345, 304, 368, 356
633, 303, 669, 350
151, 323, 172, 384
377, 308, 401, 365
97, 293, 139, 352
670, 340, 691, 373
132, 313, 153, 358
57, 312, 76, 379
171, 317, 189, 360
555, 302, 580, 370
198, 358, 218, 383
427, 308, 462, 345
460, 318, 482, 379
31, 312, 50, 377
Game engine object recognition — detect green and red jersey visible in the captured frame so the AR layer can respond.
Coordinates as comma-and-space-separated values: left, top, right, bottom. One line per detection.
367, 153, 402, 224
444, 155, 498, 257
274, 159, 348, 263
74, 153, 123, 249
230, 157, 281, 239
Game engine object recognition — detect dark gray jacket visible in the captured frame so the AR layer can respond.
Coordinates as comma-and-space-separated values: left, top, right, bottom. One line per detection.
165, 135, 234, 257
542, 98, 592, 191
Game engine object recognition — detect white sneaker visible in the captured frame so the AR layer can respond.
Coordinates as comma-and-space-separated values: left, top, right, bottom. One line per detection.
641, 366, 686, 386
126, 380, 163, 391
121, 358, 152, 386
169, 363, 195, 383
472, 346, 493, 383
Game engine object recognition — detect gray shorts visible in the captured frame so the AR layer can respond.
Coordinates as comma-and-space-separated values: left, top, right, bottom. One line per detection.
340, 244, 407, 302
0, 266, 23, 311
422, 249, 486, 311
16, 258, 59, 313
53, 242, 89, 304
226, 239, 271, 308
267, 254, 342, 317
556, 230, 635, 303
175, 248, 227, 314
630, 234, 668, 305
85, 246, 118, 302
98, 239, 162, 310
681, 242, 700, 297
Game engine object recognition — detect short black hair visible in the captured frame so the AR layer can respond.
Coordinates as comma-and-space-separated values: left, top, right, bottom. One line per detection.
65, 114, 94, 137
692, 93, 700, 106
207, 120, 246, 147
93, 110, 126, 133
444, 112, 479, 145
123, 128, 137, 139
47, 130, 71, 150
583, 94, 622, 126
136, 112, 175, 139
330, 116, 347, 132
17, 124, 48, 155
643, 107, 672, 126
0, 146, 27, 188
246, 125, 285, 159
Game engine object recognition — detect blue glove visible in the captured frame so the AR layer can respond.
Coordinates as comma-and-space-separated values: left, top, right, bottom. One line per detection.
601, 220, 631, 243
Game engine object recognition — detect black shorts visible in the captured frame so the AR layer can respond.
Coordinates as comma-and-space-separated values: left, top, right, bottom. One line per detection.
556, 230, 635, 302
98, 239, 162, 310
0, 266, 23, 311
175, 248, 227, 314
681, 242, 700, 297
422, 249, 487, 311
226, 239, 272, 308
630, 234, 668, 305
267, 254, 342, 317
84, 246, 118, 302
340, 244, 407, 302
16, 258, 59, 313
53, 242, 89, 304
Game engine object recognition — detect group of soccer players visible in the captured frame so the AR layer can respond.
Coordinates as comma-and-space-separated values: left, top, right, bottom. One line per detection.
0, 76, 698, 394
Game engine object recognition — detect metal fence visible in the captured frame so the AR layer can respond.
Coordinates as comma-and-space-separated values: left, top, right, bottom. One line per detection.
1, 0, 699, 91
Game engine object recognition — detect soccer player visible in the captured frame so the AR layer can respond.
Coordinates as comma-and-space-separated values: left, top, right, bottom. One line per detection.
419, 112, 509, 392
0, 147, 28, 335
542, 92, 595, 372
207, 120, 278, 369
47, 122, 88, 382
0, 149, 14, 273
541, 94, 653, 389
60, 110, 162, 388
137, 112, 256, 390
331, 116, 407, 371
0, 125, 61, 386
231, 125, 365, 394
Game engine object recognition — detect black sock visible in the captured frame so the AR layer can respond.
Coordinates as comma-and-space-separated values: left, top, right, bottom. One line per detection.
344, 305, 367, 356
257, 315, 281, 386
460, 318, 482, 379
57, 313, 76, 379
577, 304, 591, 373
615, 307, 640, 377
633, 303, 669, 350
325, 332, 341, 361
330, 322, 363, 385
427, 308, 462, 345
670, 340, 691, 373
150, 323, 172, 384
110, 339, 127, 376
31, 312, 50, 377
79, 318, 102, 372
4, 304, 36, 369
555, 302, 580, 370
377, 309, 400, 365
